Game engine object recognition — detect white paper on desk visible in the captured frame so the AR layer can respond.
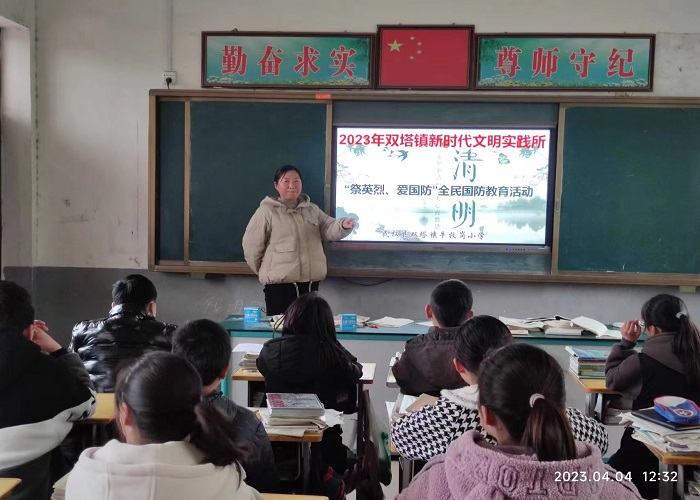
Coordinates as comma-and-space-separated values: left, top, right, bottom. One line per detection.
368, 317, 414, 328
571, 316, 622, 339
232, 343, 264, 354
263, 426, 308, 437
499, 317, 546, 329
416, 321, 433, 327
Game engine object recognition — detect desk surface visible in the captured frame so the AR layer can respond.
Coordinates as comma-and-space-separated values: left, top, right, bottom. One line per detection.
233, 363, 376, 384
224, 315, 627, 346
568, 373, 619, 394
0, 479, 20, 500
645, 444, 700, 466
266, 429, 324, 443
78, 393, 115, 425
387, 369, 397, 388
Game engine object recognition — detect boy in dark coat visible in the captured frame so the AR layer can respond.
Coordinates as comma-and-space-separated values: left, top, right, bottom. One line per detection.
172, 319, 277, 493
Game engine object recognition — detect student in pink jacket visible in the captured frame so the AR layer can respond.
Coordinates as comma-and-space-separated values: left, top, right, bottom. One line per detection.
397, 344, 641, 500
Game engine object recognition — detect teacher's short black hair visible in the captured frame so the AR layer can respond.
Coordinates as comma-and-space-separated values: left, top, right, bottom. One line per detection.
274, 165, 303, 183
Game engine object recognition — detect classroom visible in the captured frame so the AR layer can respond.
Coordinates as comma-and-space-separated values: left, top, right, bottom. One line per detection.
1, 0, 700, 499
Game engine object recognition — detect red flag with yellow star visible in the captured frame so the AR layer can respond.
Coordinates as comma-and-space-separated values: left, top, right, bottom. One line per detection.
378, 26, 473, 88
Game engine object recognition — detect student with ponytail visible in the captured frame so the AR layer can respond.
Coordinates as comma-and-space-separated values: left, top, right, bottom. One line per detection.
398, 344, 641, 500
392, 316, 608, 461
606, 293, 700, 499
66, 352, 263, 500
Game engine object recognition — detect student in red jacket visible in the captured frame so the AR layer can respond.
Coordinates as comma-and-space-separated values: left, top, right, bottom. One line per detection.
392, 279, 473, 396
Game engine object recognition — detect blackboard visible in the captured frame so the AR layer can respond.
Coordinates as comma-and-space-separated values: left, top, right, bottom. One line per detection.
558, 106, 700, 275
156, 101, 185, 261
186, 101, 327, 263
151, 92, 700, 284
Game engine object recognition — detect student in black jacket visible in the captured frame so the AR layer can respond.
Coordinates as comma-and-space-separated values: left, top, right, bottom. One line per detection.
172, 319, 277, 493
70, 274, 176, 392
392, 279, 473, 396
257, 293, 362, 474
0, 281, 96, 500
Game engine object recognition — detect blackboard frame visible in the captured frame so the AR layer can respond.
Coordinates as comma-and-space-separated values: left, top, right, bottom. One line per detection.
149, 90, 700, 286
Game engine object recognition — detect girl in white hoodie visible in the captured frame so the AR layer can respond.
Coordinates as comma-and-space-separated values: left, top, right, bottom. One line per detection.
66, 352, 263, 500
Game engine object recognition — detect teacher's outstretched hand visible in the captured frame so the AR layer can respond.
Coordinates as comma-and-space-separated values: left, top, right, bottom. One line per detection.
242, 165, 356, 316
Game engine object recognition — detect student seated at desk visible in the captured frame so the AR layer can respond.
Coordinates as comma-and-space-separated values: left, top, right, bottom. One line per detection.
0, 281, 96, 500
172, 319, 277, 493
398, 344, 641, 500
66, 352, 263, 500
392, 279, 473, 396
392, 316, 608, 461
69, 274, 176, 393
606, 294, 700, 500
257, 293, 362, 475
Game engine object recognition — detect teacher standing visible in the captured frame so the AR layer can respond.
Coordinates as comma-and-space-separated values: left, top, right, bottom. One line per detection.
242, 165, 355, 316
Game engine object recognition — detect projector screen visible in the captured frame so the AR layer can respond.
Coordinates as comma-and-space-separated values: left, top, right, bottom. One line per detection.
333, 126, 554, 251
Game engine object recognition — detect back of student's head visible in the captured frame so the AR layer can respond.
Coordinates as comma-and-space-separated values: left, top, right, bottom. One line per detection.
479, 343, 576, 461
172, 319, 230, 386
283, 292, 336, 340
115, 351, 246, 467
0, 280, 35, 332
429, 279, 473, 327
455, 315, 513, 375
112, 274, 158, 308
642, 293, 700, 389
283, 293, 344, 368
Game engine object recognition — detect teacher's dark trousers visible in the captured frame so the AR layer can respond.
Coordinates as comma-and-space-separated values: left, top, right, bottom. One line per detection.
264, 281, 320, 316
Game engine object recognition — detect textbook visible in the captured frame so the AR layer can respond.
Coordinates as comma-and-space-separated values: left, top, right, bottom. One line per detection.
566, 346, 610, 379
565, 347, 610, 360
543, 320, 583, 336
632, 408, 700, 432
571, 316, 622, 339
266, 393, 325, 418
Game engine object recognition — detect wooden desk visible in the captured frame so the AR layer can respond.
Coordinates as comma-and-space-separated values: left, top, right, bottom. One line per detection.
232, 363, 376, 404
360, 362, 376, 384
232, 367, 265, 382
387, 369, 397, 388
0, 479, 20, 500
645, 444, 700, 500
80, 393, 116, 425
76, 393, 115, 447
567, 372, 619, 419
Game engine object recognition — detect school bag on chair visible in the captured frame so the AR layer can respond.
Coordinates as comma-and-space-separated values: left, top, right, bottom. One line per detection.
345, 389, 392, 500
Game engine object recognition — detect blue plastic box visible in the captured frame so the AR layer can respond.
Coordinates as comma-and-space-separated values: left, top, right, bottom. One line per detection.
243, 307, 262, 323
340, 314, 357, 331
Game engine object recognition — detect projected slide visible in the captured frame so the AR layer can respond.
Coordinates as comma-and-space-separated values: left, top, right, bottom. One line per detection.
334, 127, 552, 246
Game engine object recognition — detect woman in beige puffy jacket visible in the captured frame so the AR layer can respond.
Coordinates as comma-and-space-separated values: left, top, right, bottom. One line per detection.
242, 165, 355, 315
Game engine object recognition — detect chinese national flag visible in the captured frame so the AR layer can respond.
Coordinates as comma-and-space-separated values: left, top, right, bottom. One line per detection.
379, 27, 472, 88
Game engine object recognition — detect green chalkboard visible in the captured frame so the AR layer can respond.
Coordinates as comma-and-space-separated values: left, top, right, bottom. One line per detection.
156, 101, 185, 261
558, 106, 700, 274
188, 101, 327, 262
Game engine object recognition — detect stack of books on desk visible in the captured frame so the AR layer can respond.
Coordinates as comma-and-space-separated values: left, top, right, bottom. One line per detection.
566, 346, 609, 379
258, 393, 340, 437
238, 352, 259, 369
622, 408, 700, 453
499, 316, 622, 339
267, 393, 325, 419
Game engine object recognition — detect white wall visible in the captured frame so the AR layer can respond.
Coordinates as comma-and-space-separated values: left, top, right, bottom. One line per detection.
26, 0, 700, 268
1, 16, 33, 268
0, 0, 31, 28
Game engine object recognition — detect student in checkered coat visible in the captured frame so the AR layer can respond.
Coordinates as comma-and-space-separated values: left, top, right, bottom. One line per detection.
391, 316, 609, 461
